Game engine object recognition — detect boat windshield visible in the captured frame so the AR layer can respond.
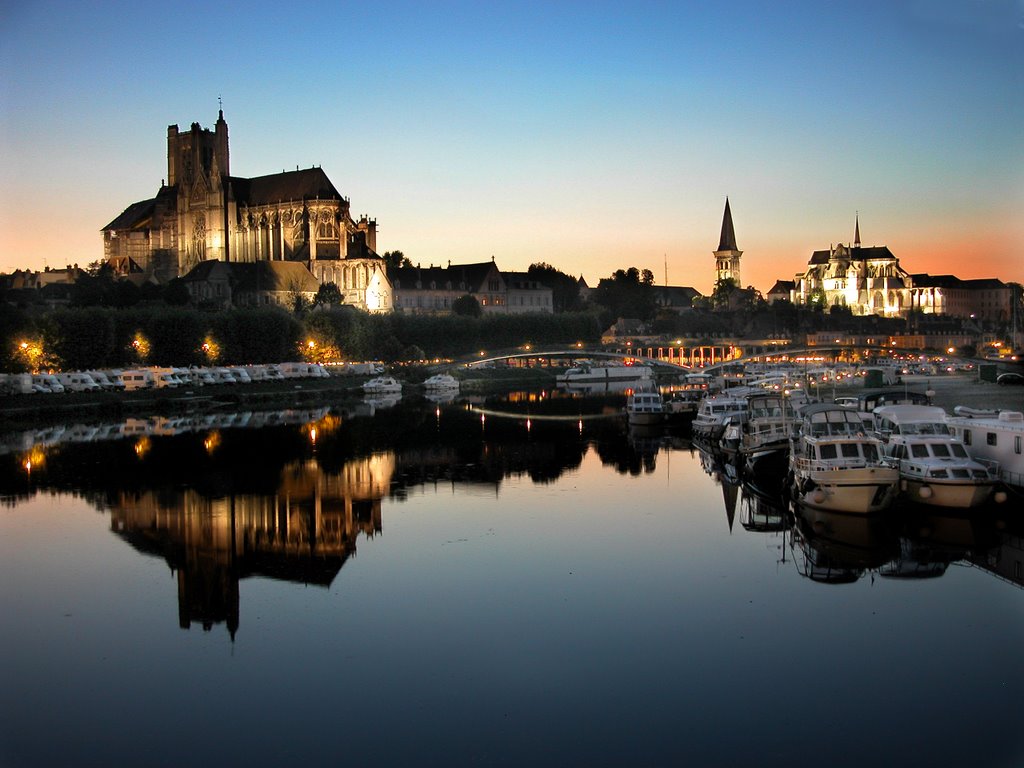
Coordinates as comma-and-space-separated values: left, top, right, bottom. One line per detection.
899, 422, 950, 436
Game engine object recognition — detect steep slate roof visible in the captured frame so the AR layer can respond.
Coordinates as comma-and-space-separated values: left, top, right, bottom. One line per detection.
233, 262, 321, 292
807, 245, 896, 265
231, 167, 343, 206
961, 278, 1005, 289
181, 260, 320, 292
653, 286, 701, 306
717, 198, 739, 251
102, 198, 157, 231
768, 279, 795, 294
389, 261, 500, 292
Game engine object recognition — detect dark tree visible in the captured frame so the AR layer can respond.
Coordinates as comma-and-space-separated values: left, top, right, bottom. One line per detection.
314, 281, 343, 307
382, 251, 412, 270
452, 294, 482, 318
592, 267, 656, 323
527, 262, 583, 313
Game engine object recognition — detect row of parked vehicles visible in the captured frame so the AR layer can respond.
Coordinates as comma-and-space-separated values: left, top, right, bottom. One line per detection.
1, 362, 330, 395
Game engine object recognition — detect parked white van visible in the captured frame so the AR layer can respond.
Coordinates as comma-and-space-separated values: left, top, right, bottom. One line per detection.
0, 373, 36, 395
227, 367, 252, 384
55, 372, 102, 393
85, 370, 125, 391
32, 374, 65, 393
121, 369, 155, 391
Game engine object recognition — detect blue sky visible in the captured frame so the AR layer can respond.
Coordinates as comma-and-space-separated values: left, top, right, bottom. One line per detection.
1, 0, 1021, 292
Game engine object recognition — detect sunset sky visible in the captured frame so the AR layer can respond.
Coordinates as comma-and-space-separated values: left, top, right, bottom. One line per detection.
1, 0, 1022, 294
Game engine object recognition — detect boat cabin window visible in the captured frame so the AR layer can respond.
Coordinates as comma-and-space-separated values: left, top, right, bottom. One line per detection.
931, 444, 951, 458
891, 444, 907, 460
951, 444, 968, 458
963, 429, 972, 445
818, 444, 838, 460
1016, 436, 1021, 455
841, 443, 860, 458
987, 432, 997, 446
910, 444, 929, 458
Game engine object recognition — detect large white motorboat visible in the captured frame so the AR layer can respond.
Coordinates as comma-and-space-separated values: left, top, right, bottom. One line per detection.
947, 408, 1024, 490
626, 389, 665, 426
556, 361, 654, 385
691, 388, 757, 443
787, 404, 899, 514
665, 373, 711, 418
739, 391, 808, 470
873, 405, 1003, 508
362, 376, 403, 394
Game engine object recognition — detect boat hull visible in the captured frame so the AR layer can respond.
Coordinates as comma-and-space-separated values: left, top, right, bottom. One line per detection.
901, 478, 995, 508
792, 467, 899, 514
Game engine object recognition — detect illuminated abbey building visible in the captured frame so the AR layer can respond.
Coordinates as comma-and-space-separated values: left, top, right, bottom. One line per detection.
101, 110, 391, 311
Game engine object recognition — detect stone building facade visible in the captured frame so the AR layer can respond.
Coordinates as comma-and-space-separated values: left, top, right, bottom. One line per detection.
389, 260, 553, 315
787, 217, 1011, 320
102, 111, 391, 312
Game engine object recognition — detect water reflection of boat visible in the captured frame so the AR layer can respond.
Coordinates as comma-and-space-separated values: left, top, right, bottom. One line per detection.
739, 481, 789, 533
791, 503, 900, 584
363, 395, 402, 411
424, 389, 460, 405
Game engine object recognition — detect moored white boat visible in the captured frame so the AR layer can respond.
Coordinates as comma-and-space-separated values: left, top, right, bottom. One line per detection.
422, 373, 460, 391
556, 361, 654, 385
692, 388, 757, 443
362, 376, 403, 394
873, 405, 1003, 508
787, 404, 898, 514
626, 389, 665, 426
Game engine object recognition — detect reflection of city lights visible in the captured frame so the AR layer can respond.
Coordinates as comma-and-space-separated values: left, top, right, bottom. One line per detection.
309, 427, 318, 444
134, 437, 151, 459
21, 447, 46, 475
526, 418, 532, 432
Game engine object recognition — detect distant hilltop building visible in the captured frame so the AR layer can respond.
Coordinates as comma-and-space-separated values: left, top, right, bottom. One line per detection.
102, 110, 391, 312
781, 215, 1012, 321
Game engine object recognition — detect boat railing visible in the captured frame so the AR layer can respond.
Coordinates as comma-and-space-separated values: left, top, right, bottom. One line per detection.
792, 455, 874, 473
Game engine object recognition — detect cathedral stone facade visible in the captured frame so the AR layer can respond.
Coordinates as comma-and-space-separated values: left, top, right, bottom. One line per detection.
102, 112, 391, 312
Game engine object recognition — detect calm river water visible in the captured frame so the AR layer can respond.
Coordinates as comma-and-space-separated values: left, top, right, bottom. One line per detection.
1, 391, 1022, 767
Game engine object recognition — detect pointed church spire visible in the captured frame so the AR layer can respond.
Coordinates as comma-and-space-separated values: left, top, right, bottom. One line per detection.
718, 197, 738, 252
854, 211, 861, 248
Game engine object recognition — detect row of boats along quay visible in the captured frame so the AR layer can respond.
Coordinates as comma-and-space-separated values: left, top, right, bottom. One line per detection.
5, 353, 1022, 510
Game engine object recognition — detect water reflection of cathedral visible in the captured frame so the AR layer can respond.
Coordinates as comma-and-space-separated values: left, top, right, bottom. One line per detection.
110, 454, 392, 638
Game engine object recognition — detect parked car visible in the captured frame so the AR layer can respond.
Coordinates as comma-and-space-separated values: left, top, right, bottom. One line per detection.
996, 372, 1024, 386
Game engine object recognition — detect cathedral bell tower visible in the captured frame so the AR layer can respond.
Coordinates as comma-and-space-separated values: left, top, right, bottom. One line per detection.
713, 197, 742, 286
